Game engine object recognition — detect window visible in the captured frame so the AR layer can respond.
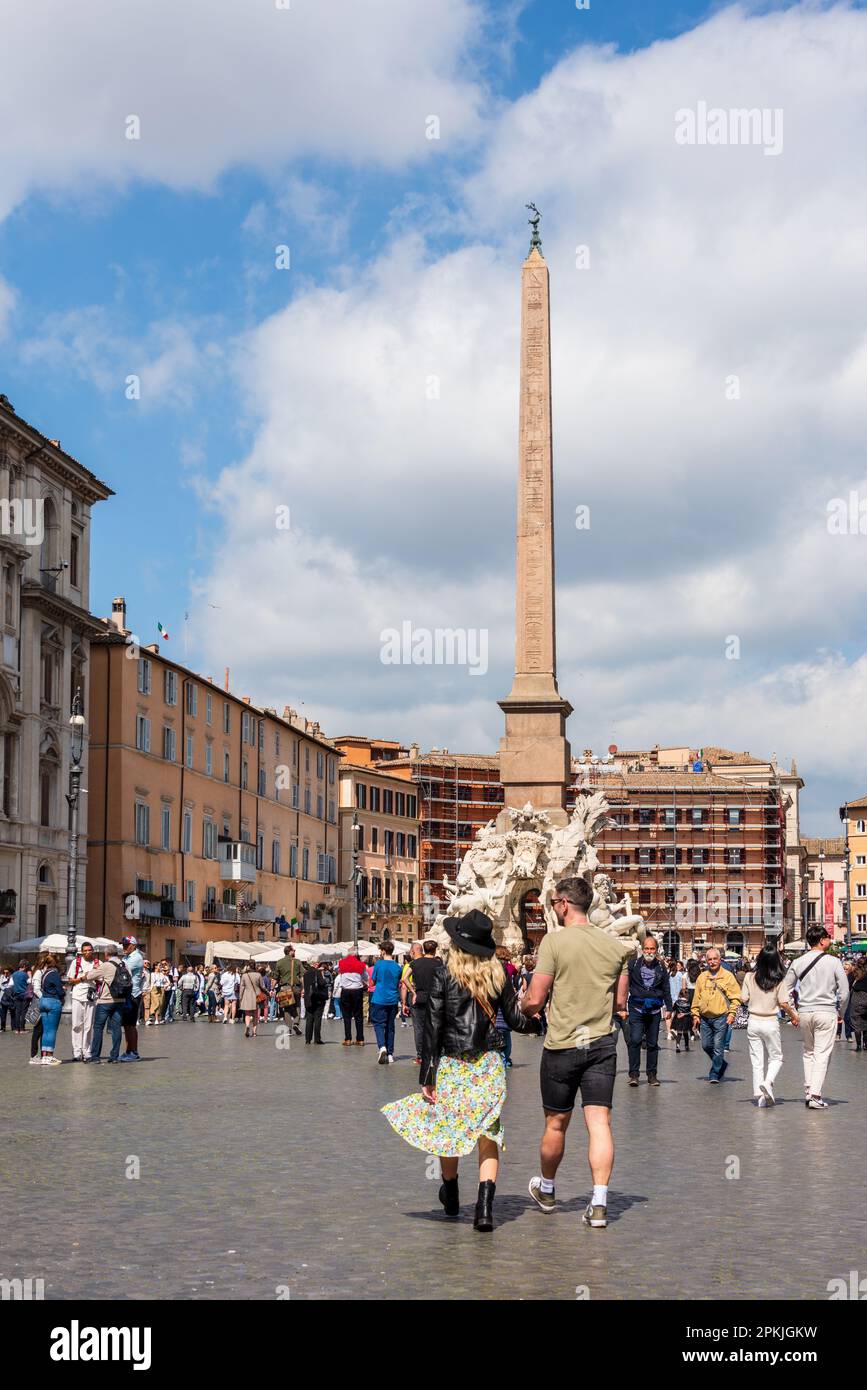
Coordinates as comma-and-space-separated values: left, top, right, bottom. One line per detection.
638, 887, 651, 906
611, 853, 630, 870
396, 831, 406, 856
396, 792, 405, 817
317, 794, 323, 819
275, 731, 281, 756
356, 783, 367, 810
289, 844, 298, 877
407, 834, 417, 857
328, 757, 335, 785
164, 669, 177, 705
662, 808, 677, 828
205, 692, 212, 724
2, 732, 16, 817
182, 809, 192, 854
258, 768, 266, 796
857, 820, 866, 834
291, 782, 299, 809
70, 532, 80, 587
384, 829, 394, 861
241, 758, 248, 791
407, 880, 414, 906
163, 726, 176, 761
136, 715, 151, 752
204, 742, 213, 776
137, 658, 151, 695
302, 847, 309, 879
292, 740, 297, 766
305, 746, 310, 773
186, 683, 198, 716
186, 880, 195, 912
304, 787, 311, 814
856, 855, 867, 866
258, 721, 265, 752
383, 789, 393, 814
256, 832, 264, 870
135, 801, 150, 846
186, 733, 194, 769
856, 913, 866, 932
691, 807, 706, 827
317, 853, 328, 883
407, 795, 417, 818
371, 827, 378, 852
242, 711, 252, 744
691, 848, 706, 870
271, 840, 281, 874
223, 702, 231, 734
161, 807, 171, 852
636, 808, 654, 826
727, 808, 743, 828
317, 751, 324, 778
327, 799, 335, 823
223, 751, 230, 783
726, 847, 743, 868
369, 786, 380, 812
857, 884, 867, 898
638, 848, 655, 872
40, 765, 53, 826
202, 818, 217, 859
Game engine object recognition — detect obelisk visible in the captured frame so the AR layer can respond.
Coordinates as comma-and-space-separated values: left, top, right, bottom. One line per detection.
498, 207, 572, 821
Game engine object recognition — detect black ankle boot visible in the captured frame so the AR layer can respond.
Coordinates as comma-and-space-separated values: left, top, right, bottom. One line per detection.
438, 1177, 460, 1218
473, 1180, 495, 1232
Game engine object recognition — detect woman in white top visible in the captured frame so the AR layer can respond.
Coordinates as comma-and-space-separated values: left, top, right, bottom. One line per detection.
741, 945, 799, 1106
28, 954, 47, 1064
219, 967, 238, 1023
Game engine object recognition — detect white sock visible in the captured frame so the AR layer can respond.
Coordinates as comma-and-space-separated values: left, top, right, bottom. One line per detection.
592, 1184, 608, 1207
539, 1177, 555, 1194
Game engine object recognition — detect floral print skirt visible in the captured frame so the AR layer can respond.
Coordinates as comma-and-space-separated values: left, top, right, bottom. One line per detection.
381, 1050, 506, 1158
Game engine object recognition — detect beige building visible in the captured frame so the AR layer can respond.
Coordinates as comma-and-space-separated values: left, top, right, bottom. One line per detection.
800, 837, 847, 943
0, 397, 112, 948
839, 795, 867, 944
86, 603, 341, 960
334, 736, 421, 943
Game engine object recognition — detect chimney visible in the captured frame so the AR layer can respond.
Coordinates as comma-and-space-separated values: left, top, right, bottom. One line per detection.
583, 748, 593, 760
283, 706, 293, 721
409, 742, 419, 759
224, 668, 230, 691
49, 439, 61, 448
242, 696, 251, 704
110, 596, 127, 633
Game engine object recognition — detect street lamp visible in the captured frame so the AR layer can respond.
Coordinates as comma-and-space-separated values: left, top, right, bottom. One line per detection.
65, 687, 85, 974
818, 849, 826, 939
350, 810, 360, 952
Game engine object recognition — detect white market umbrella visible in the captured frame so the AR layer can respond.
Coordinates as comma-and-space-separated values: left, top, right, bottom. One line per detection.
205, 940, 257, 962
5, 933, 120, 955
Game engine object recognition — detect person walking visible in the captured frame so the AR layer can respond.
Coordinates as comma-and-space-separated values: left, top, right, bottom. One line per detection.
623, 935, 672, 1087
302, 960, 328, 1044
219, 965, 238, 1023
671, 987, 692, 1053
690, 948, 742, 1084
5, 959, 31, 1035
179, 964, 199, 1021
273, 946, 303, 1036
785, 926, 850, 1108
238, 962, 264, 1037
145, 963, 168, 1025
520, 877, 634, 1230
402, 939, 443, 1065
741, 946, 799, 1106
666, 960, 685, 1039
848, 958, 867, 1050
66, 940, 98, 1062
382, 909, 536, 1232
338, 946, 367, 1046
370, 941, 402, 1064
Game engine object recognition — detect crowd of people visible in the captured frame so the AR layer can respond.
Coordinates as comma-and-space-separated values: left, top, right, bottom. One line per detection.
2, 899, 864, 1233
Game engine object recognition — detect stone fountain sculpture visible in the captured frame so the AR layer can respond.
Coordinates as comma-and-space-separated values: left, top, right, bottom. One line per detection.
435, 791, 646, 955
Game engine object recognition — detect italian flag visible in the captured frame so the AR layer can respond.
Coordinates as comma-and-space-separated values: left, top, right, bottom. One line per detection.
157, 622, 169, 641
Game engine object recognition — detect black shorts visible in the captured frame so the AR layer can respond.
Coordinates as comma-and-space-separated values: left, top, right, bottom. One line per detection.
121, 997, 139, 1027
540, 1034, 617, 1112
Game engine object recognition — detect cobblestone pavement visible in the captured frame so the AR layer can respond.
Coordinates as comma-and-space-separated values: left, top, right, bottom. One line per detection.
1, 1015, 864, 1301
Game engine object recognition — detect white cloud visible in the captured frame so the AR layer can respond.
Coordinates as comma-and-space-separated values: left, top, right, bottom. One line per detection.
0, 0, 488, 219
186, 4, 867, 830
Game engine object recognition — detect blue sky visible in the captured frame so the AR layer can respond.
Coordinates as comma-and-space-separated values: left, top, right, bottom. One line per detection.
2, 0, 866, 834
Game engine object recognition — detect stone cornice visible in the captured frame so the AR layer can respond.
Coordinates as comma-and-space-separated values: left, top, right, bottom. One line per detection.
20, 581, 107, 636
0, 412, 113, 504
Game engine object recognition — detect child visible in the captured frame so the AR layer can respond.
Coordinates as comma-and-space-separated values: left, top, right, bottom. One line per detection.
671, 988, 691, 1053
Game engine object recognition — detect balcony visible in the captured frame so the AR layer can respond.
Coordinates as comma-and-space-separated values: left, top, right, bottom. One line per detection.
123, 892, 189, 923
218, 840, 257, 883
202, 901, 276, 924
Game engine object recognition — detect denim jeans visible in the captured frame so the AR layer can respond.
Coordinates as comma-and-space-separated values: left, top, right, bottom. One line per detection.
90, 1001, 124, 1060
39, 996, 63, 1052
699, 1014, 729, 1080
627, 1004, 662, 1076
370, 1002, 397, 1054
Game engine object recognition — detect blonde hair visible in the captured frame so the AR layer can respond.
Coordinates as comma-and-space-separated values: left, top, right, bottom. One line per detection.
446, 947, 505, 1007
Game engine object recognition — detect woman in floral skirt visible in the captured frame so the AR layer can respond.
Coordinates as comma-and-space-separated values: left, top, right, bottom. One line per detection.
382, 910, 536, 1233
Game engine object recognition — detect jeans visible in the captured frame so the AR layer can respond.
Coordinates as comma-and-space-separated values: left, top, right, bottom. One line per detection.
206, 989, 217, 1018
90, 1001, 124, 1060
501, 1027, 513, 1065
627, 1005, 662, 1076
699, 1014, 729, 1080
341, 990, 365, 1041
39, 996, 63, 1052
305, 1000, 325, 1043
370, 1002, 397, 1054
612, 1012, 629, 1045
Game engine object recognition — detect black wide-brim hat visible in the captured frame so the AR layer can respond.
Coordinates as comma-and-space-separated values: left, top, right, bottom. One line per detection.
444, 909, 496, 959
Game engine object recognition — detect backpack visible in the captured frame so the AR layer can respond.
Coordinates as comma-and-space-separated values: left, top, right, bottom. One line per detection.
109, 960, 133, 1000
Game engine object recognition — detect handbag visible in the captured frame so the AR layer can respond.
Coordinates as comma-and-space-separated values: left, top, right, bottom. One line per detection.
26, 998, 41, 1026
478, 994, 506, 1053
277, 986, 295, 1007
733, 1003, 749, 1029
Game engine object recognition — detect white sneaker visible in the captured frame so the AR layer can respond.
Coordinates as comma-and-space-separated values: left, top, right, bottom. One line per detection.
759, 1081, 775, 1106
807, 1096, 829, 1109
145, 1019, 153, 1026
757, 1095, 767, 1107
29, 1056, 43, 1065
387, 1054, 394, 1064
377, 1046, 387, 1065
41, 1055, 62, 1066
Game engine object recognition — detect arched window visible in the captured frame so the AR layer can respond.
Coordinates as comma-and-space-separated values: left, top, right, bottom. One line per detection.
39, 747, 60, 827
39, 496, 59, 580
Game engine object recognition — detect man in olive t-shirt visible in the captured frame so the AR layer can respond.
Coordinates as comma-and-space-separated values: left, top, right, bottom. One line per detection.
273, 946, 302, 1035
520, 876, 633, 1229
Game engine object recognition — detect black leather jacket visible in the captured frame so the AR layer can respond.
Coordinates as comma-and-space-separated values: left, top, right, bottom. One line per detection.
420, 969, 535, 1084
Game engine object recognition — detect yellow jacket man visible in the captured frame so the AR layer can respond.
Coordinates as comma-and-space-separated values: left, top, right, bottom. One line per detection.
691, 949, 742, 1083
